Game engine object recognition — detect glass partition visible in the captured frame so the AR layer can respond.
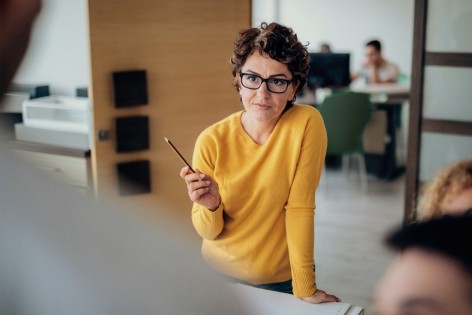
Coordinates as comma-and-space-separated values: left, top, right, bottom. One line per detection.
426, 0, 472, 52
423, 66, 472, 121
419, 132, 472, 182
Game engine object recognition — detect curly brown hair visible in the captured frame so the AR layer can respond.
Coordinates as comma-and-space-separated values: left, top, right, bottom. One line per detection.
230, 22, 309, 108
417, 159, 472, 221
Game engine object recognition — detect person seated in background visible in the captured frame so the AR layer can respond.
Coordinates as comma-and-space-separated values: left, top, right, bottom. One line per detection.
417, 159, 472, 221
319, 42, 332, 53
352, 39, 399, 84
374, 215, 472, 315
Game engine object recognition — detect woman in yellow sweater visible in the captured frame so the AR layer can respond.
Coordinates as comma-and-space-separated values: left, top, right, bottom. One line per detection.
180, 22, 340, 303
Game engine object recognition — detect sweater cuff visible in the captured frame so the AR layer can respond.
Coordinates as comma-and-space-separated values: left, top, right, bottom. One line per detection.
292, 270, 317, 297
207, 201, 223, 213
193, 202, 225, 240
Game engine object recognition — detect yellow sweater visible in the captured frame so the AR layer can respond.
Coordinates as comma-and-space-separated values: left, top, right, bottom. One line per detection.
191, 104, 327, 297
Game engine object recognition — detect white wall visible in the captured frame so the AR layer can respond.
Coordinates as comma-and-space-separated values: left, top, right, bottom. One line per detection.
14, 0, 89, 96
15, 0, 413, 96
253, 0, 414, 76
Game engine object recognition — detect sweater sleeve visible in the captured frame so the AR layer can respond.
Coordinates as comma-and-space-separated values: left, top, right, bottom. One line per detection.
190, 131, 225, 240
285, 110, 327, 297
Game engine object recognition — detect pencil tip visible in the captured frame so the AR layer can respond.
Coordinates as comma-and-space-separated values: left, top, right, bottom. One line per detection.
164, 137, 169, 142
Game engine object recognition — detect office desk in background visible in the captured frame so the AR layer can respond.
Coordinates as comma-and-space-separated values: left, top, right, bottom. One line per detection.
297, 84, 409, 181
231, 283, 364, 315
351, 83, 409, 98
352, 84, 409, 180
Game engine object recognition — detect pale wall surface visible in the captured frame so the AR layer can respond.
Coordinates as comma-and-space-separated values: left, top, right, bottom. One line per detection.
253, 0, 414, 77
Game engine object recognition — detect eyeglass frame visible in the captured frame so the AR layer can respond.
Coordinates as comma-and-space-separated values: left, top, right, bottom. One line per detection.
239, 72, 294, 94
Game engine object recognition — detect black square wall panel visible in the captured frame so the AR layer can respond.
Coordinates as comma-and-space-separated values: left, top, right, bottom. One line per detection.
116, 160, 151, 196
116, 116, 149, 153
113, 70, 148, 108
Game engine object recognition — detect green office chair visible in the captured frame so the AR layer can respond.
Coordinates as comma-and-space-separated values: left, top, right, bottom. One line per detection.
318, 91, 371, 191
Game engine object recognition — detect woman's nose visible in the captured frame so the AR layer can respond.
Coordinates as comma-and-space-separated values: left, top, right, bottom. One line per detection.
257, 81, 271, 96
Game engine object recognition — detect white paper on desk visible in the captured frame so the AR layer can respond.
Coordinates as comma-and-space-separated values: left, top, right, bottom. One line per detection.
347, 306, 364, 315
230, 283, 363, 315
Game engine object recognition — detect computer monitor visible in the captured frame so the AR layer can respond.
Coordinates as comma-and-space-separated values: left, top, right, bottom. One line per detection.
307, 53, 351, 89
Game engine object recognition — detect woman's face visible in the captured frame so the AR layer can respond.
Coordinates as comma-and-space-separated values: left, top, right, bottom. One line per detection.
238, 52, 298, 125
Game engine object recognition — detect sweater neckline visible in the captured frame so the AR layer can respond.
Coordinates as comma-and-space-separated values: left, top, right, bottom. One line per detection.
236, 107, 293, 150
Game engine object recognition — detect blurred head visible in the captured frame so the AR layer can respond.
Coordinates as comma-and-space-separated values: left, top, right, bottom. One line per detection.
0, 0, 41, 96
320, 43, 331, 53
374, 216, 472, 315
365, 39, 382, 65
417, 159, 472, 221
230, 22, 309, 111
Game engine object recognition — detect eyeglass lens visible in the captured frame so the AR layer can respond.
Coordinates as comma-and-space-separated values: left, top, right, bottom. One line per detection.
240, 73, 290, 93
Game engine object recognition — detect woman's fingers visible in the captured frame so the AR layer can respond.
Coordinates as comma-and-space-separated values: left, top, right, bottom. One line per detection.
187, 180, 210, 194
179, 166, 189, 179
180, 166, 205, 183
179, 167, 220, 208
189, 185, 210, 202
182, 168, 211, 202
180, 166, 196, 179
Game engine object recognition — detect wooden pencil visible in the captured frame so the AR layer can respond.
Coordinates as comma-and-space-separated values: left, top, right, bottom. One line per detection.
164, 137, 195, 173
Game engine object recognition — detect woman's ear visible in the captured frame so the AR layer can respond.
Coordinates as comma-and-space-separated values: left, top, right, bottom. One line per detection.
235, 76, 242, 95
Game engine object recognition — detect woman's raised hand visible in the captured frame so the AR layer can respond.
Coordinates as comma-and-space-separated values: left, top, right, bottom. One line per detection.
180, 166, 221, 211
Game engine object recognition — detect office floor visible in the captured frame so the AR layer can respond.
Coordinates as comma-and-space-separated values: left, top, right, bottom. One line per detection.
314, 167, 405, 314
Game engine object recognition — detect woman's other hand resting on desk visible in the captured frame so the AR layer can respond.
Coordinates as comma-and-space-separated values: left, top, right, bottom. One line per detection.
299, 289, 341, 304
180, 166, 221, 211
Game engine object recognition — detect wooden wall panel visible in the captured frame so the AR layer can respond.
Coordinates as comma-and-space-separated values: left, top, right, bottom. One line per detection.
88, 0, 251, 226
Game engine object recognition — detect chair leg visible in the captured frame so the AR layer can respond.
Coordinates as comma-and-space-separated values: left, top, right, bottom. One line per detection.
397, 126, 406, 164
354, 153, 368, 192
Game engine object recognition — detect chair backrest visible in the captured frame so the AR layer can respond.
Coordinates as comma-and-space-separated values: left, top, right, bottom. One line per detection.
318, 91, 371, 155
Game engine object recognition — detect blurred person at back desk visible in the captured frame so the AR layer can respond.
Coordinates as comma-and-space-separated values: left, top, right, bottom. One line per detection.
352, 39, 399, 84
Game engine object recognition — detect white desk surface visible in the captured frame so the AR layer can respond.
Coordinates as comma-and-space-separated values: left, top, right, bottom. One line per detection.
230, 283, 364, 315
350, 83, 410, 95
296, 84, 410, 106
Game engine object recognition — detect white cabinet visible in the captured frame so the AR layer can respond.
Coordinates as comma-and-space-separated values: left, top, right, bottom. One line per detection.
10, 141, 92, 193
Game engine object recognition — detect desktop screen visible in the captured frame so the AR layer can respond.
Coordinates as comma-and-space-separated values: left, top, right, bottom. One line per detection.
308, 53, 351, 88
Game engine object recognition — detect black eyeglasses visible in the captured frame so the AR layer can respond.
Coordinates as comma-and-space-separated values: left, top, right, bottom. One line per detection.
239, 72, 293, 94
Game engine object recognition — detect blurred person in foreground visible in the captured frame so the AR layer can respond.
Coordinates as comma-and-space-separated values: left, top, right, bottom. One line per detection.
180, 22, 339, 303
0, 0, 41, 96
0, 1, 244, 314
374, 215, 472, 315
417, 159, 472, 221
